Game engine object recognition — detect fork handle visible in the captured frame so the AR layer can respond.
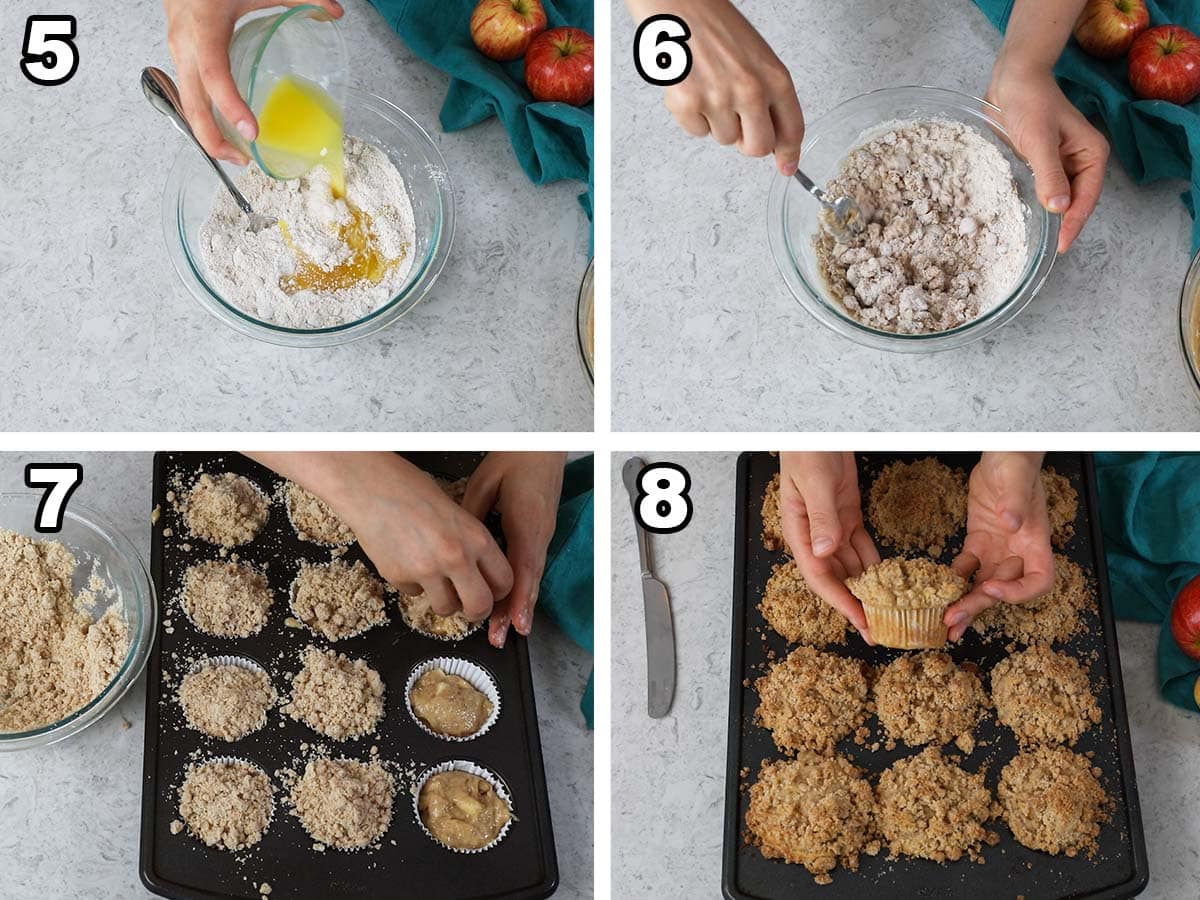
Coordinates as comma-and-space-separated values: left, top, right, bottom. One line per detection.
791, 169, 827, 204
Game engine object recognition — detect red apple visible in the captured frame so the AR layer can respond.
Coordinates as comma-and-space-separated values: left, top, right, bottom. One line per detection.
1194, 673, 1200, 710
1073, 0, 1150, 60
1128, 25, 1200, 104
1171, 573, 1200, 660
470, 0, 547, 63
524, 27, 594, 106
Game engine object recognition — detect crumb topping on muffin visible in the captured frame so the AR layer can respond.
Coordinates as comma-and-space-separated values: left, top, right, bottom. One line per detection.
999, 745, 1109, 857
754, 646, 869, 755
868, 458, 967, 556
760, 560, 848, 647
873, 651, 986, 752
991, 646, 1101, 745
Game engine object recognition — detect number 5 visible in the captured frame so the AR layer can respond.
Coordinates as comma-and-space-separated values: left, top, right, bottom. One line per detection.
21, 16, 79, 87
25, 464, 83, 533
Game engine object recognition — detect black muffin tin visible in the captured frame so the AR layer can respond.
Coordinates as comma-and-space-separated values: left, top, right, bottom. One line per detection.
722, 452, 1148, 900
140, 452, 558, 900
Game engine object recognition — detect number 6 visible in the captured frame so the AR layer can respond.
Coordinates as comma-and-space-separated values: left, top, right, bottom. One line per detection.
633, 14, 692, 87
21, 16, 79, 87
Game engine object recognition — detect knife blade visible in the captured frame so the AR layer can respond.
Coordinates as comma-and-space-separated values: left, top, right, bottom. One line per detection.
623, 456, 676, 718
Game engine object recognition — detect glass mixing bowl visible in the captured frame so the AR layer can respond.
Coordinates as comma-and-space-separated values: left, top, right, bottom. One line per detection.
163, 86, 455, 347
220, 3, 349, 177
1180, 247, 1200, 403
767, 85, 1061, 353
0, 493, 155, 751
577, 257, 594, 389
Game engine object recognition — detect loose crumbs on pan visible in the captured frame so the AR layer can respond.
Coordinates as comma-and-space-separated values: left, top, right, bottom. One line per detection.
745, 752, 879, 885
759, 560, 848, 647
875, 746, 1000, 863
872, 651, 986, 752
760, 473, 786, 552
998, 745, 1110, 857
991, 645, 1101, 746
283, 645, 385, 741
1042, 467, 1080, 548
184, 473, 270, 548
288, 757, 395, 850
285, 482, 356, 546
181, 560, 274, 638
179, 760, 274, 851
290, 559, 389, 642
754, 646, 869, 756
178, 661, 276, 742
0, 528, 129, 733
867, 457, 967, 556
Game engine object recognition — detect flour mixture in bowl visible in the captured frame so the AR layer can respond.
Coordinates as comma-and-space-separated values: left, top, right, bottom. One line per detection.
815, 119, 1027, 334
200, 137, 416, 329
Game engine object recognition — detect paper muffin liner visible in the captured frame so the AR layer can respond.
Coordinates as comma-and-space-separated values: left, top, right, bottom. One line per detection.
412, 760, 514, 854
282, 482, 356, 548
287, 561, 389, 642
287, 755, 396, 853
397, 595, 484, 642
864, 603, 948, 649
179, 755, 275, 848
404, 657, 501, 742
180, 654, 276, 740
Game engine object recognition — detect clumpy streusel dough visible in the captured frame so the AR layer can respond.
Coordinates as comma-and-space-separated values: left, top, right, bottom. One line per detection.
991, 645, 1101, 745
873, 651, 986, 752
745, 752, 879, 885
0, 528, 128, 732
761, 473, 786, 552
875, 746, 999, 863
179, 760, 273, 851
289, 757, 395, 850
867, 457, 967, 556
178, 661, 276, 742
284, 645, 384, 741
754, 646, 869, 755
184, 473, 269, 547
285, 482, 355, 546
181, 560, 274, 638
998, 745, 1110, 857
759, 560, 848, 646
1042, 467, 1079, 548
290, 559, 388, 642
815, 119, 1027, 334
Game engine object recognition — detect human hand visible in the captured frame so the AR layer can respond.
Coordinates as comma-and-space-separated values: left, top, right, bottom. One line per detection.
462, 452, 566, 649
987, 59, 1109, 254
626, 0, 805, 174
778, 452, 880, 640
946, 452, 1056, 641
162, 0, 344, 164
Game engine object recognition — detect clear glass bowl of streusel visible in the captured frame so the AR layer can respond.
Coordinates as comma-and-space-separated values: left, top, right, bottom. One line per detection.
768, 85, 1061, 353
162, 86, 455, 347
0, 493, 155, 751
1180, 247, 1200, 403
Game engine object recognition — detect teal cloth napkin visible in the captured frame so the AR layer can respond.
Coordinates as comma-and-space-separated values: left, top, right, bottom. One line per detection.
973, 0, 1200, 251
1096, 451, 1200, 712
537, 455, 594, 728
366, 0, 594, 219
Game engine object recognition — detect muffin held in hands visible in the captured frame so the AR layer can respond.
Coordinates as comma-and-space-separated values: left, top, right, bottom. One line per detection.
845, 558, 966, 649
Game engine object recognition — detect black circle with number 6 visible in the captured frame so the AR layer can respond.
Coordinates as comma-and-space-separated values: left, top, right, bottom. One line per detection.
633, 14, 692, 87
634, 463, 693, 534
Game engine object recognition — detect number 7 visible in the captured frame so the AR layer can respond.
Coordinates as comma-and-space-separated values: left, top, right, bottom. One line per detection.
25, 463, 83, 533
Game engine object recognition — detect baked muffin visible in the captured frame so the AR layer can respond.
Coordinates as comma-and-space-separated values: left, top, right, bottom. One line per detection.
867, 458, 967, 556
999, 746, 1109, 857
875, 746, 999, 863
745, 752, 879, 885
754, 646, 869, 755
991, 646, 1101, 745
759, 560, 848, 646
1042, 467, 1079, 548
846, 558, 966, 649
873, 651, 986, 752
972, 554, 1093, 646
761, 473, 786, 552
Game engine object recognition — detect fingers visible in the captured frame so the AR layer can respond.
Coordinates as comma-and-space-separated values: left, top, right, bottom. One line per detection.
424, 577, 458, 618
1059, 150, 1107, 254
849, 526, 880, 571
178, 69, 246, 164
451, 566, 495, 623
461, 473, 501, 523
705, 109, 741, 146
197, 44, 257, 143
805, 564, 870, 637
797, 479, 843, 558
488, 596, 513, 649
944, 588, 997, 641
280, 0, 344, 17
951, 548, 981, 581
1024, 123, 1073, 216
736, 104, 776, 159
770, 93, 805, 176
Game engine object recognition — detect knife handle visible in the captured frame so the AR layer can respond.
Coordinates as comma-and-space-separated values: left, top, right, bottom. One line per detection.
622, 456, 653, 576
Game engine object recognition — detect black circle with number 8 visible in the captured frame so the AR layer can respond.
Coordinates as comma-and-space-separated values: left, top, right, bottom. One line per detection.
634, 463, 693, 534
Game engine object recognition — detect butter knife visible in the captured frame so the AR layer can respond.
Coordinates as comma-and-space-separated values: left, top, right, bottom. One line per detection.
623, 456, 676, 718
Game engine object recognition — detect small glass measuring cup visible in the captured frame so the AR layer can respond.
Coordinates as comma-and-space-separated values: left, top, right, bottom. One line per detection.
216, 3, 349, 181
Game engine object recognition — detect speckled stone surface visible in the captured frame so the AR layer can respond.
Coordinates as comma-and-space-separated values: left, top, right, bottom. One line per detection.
612, 2, 1200, 431
0, 0, 592, 431
611, 452, 1200, 898
0, 452, 593, 900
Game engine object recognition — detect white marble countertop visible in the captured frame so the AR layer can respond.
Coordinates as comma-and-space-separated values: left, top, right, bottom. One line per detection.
0, 0, 592, 431
612, 1, 1200, 431
0, 452, 593, 900
610, 451, 1200, 898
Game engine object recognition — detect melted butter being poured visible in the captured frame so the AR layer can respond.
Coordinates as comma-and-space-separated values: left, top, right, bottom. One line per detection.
278, 205, 407, 296
256, 75, 346, 197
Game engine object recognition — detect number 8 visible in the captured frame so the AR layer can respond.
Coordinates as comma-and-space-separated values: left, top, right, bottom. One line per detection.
635, 463, 693, 534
